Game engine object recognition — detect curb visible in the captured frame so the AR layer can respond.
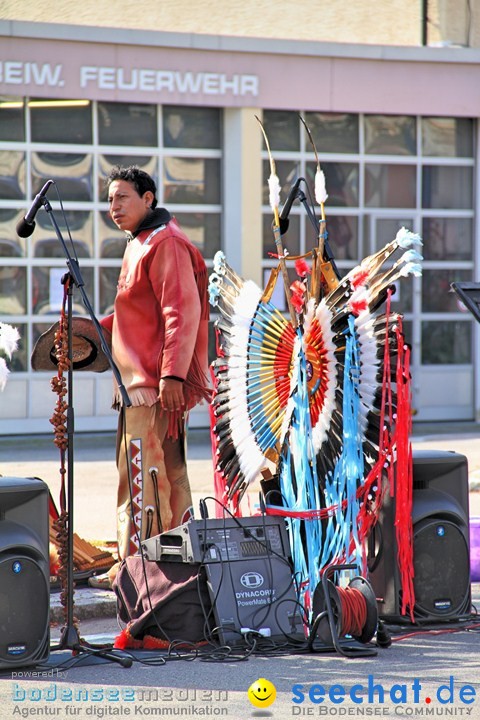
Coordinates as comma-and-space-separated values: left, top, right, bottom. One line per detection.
50, 587, 117, 624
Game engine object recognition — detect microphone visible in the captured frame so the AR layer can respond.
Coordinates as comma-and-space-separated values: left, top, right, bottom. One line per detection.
16, 179, 54, 238
279, 177, 303, 235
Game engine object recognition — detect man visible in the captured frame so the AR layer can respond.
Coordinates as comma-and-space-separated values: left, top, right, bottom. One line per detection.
97, 166, 210, 580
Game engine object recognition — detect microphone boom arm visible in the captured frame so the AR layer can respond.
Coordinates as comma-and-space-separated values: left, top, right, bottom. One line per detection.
279, 178, 341, 282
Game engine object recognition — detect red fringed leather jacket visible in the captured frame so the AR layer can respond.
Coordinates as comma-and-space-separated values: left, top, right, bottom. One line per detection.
101, 215, 211, 415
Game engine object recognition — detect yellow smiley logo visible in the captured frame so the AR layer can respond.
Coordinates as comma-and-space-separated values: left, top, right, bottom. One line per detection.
247, 678, 277, 708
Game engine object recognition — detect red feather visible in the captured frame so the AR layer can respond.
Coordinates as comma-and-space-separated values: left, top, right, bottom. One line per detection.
348, 298, 368, 316
290, 280, 306, 295
291, 293, 305, 313
351, 268, 370, 289
295, 258, 311, 277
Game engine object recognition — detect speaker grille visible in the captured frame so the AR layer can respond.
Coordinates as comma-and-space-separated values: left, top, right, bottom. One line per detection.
0, 554, 49, 664
413, 519, 470, 619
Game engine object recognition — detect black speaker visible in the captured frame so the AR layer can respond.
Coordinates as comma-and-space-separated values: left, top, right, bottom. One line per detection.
0, 477, 50, 668
367, 450, 471, 624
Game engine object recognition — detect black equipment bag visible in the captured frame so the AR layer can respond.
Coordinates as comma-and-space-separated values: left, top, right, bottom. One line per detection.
113, 556, 212, 643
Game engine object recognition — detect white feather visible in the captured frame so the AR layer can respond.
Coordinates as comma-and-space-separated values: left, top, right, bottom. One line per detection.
400, 262, 422, 277
395, 227, 423, 249
213, 251, 227, 275
268, 173, 281, 212
0, 322, 20, 359
315, 168, 328, 205
0, 358, 9, 392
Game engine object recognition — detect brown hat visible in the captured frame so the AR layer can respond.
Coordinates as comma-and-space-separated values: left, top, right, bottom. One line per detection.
31, 317, 110, 373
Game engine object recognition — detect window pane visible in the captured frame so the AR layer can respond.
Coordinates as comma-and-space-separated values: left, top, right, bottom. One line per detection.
422, 269, 471, 313
422, 218, 473, 262
365, 164, 416, 208
0, 265, 26, 314
304, 113, 359, 154
0, 209, 26, 257
362, 218, 415, 312
308, 162, 359, 207
402, 319, 413, 344
421, 321, 471, 364
263, 214, 300, 259
306, 215, 358, 261
0, 96, 25, 141
98, 102, 157, 147
163, 157, 220, 204
374, 217, 414, 252
391, 273, 413, 314
32, 211, 93, 258
422, 166, 473, 209
174, 213, 221, 258
263, 111, 299, 151
32, 152, 93, 202
98, 155, 157, 201
32, 266, 93, 315
422, 118, 474, 157
30, 99, 92, 144
262, 160, 299, 206
99, 267, 120, 315
163, 106, 221, 149
0, 151, 26, 200
262, 265, 299, 313
364, 115, 416, 155
99, 211, 125, 258
32, 323, 52, 352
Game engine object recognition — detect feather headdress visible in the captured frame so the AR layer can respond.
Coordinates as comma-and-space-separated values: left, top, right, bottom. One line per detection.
208, 121, 419, 619
0, 322, 20, 392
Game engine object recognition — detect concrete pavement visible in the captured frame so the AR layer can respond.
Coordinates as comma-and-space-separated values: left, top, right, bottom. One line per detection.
1, 424, 479, 623
1, 425, 480, 720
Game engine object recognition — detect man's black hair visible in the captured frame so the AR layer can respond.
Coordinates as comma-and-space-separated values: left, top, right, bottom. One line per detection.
106, 165, 158, 209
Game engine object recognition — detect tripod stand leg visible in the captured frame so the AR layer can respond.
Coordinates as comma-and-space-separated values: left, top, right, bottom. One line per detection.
72, 643, 133, 668
49, 280, 131, 669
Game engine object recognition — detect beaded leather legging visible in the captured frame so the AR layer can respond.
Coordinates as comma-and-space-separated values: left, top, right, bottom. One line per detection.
116, 404, 194, 560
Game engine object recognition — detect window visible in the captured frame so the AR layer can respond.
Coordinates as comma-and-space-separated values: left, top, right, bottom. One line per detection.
304, 113, 359, 154
163, 106, 221, 149
0, 96, 25, 141
365, 164, 416, 208
422, 118, 474, 158
30, 99, 92, 144
0, 151, 25, 200
364, 115, 416, 155
98, 102, 157, 146
0, 97, 223, 423
260, 109, 476, 420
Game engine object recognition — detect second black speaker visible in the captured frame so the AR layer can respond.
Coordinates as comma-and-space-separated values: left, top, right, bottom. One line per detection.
367, 449, 471, 624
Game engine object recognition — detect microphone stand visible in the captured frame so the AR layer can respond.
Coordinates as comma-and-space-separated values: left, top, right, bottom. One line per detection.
42, 197, 132, 667
280, 179, 341, 280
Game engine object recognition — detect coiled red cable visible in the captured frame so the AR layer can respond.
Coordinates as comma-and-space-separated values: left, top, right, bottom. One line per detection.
337, 586, 367, 637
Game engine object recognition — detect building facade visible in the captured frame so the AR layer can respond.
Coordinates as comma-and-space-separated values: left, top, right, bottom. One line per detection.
0, 17, 479, 433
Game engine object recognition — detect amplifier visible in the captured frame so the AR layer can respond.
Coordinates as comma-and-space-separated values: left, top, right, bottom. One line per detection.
140, 515, 291, 564
141, 516, 305, 645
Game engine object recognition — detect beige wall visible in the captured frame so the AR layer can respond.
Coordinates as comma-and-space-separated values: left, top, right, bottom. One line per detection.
2, 1, 479, 47
0, 0, 424, 46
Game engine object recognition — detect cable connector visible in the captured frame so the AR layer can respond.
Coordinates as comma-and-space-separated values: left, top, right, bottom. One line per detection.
241, 627, 271, 637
